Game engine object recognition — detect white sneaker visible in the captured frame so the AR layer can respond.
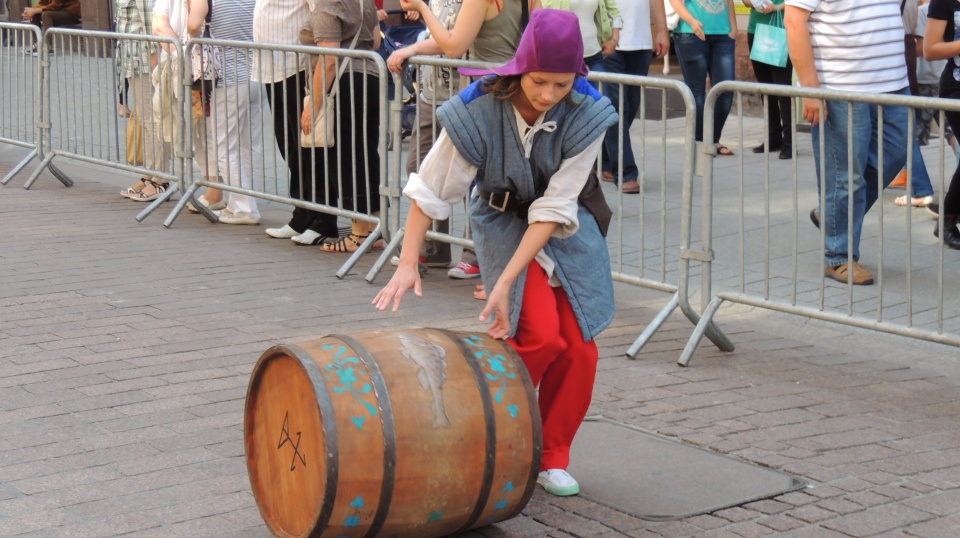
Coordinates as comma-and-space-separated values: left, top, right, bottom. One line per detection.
291, 229, 329, 245
186, 195, 226, 213
266, 224, 299, 239
537, 469, 579, 496
216, 210, 260, 225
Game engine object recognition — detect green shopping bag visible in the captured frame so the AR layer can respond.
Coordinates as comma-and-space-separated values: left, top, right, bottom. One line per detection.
749, 21, 788, 68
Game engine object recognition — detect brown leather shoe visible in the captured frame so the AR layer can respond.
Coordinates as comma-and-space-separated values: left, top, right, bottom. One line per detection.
621, 180, 640, 194
825, 262, 874, 285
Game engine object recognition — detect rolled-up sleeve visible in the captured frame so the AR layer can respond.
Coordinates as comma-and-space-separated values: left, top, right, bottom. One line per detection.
402, 130, 479, 221
527, 136, 603, 238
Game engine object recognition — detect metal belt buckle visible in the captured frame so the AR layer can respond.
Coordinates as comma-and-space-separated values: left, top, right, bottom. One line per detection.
488, 191, 510, 212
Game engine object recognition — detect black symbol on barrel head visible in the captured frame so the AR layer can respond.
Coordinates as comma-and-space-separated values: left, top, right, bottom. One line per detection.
278, 412, 306, 471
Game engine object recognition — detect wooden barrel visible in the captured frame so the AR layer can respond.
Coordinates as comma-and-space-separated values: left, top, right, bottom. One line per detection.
244, 328, 542, 538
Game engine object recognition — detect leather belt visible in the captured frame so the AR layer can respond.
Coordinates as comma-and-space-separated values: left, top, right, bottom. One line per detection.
476, 188, 533, 217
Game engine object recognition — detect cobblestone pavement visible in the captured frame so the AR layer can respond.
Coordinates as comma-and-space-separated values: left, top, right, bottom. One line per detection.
2, 147, 960, 538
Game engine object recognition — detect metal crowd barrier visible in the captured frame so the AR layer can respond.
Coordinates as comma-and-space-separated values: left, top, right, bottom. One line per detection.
0, 22, 42, 186
684, 80, 960, 366
163, 39, 391, 280
1, 28, 185, 225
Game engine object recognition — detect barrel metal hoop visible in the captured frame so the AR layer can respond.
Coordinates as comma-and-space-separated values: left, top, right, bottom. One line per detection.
335, 334, 397, 538
282, 343, 339, 538
439, 329, 499, 534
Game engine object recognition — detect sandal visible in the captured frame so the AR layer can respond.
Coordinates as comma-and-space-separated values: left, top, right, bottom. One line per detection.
320, 234, 384, 253
129, 179, 169, 202
716, 144, 734, 156
120, 177, 149, 198
894, 194, 934, 207
473, 284, 487, 301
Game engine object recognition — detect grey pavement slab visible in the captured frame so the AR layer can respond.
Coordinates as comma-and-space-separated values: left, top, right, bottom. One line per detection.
3, 141, 960, 537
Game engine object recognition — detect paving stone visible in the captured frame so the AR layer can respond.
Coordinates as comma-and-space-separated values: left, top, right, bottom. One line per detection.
820, 504, 933, 537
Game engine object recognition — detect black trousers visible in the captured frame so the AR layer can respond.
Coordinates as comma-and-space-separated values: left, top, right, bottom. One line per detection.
748, 33, 793, 148
264, 71, 339, 236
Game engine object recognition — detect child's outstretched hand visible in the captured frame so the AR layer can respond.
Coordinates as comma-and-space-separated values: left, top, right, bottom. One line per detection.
373, 264, 422, 312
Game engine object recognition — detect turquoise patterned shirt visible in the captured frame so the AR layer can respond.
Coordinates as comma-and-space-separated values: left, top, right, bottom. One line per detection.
675, 0, 732, 36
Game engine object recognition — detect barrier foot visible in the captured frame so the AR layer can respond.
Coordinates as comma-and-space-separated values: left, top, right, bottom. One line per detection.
22, 153, 55, 190
163, 183, 202, 228
678, 296, 730, 367
48, 163, 74, 187
335, 224, 384, 280
366, 229, 404, 283
134, 183, 178, 222
626, 292, 680, 359
1, 149, 38, 186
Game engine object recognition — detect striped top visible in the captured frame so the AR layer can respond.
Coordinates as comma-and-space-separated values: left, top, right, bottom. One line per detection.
251, 0, 312, 83
785, 0, 907, 93
210, 0, 256, 86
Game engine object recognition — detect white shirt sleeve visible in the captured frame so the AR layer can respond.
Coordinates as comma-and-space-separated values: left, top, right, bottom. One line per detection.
401, 130, 478, 221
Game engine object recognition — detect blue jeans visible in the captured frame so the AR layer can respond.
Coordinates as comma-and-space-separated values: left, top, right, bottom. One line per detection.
672, 32, 735, 143
602, 49, 653, 181
812, 87, 909, 267
584, 51, 605, 90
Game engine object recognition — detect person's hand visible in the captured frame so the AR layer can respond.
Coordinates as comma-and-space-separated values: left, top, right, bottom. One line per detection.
405, 10, 420, 20
377, 9, 388, 21
802, 97, 825, 126
373, 264, 423, 312
479, 281, 511, 339
301, 99, 313, 134
690, 19, 705, 40
398, 0, 427, 14
601, 38, 618, 57
21, 6, 41, 20
387, 47, 415, 73
729, 29, 738, 40
654, 30, 670, 58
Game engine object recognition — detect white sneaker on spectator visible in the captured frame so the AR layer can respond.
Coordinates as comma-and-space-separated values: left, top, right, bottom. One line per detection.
266, 224, 299, 239
447, 261, 481, 279
537, 469, 579, 496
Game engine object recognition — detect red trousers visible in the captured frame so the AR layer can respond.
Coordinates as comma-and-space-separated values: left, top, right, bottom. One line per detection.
508, 261, 598, 471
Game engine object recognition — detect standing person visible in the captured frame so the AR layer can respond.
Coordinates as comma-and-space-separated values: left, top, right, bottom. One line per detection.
148, 0, 222, 204
255, 0, 340, 246
923, 0, 960, 248
916, 0, 955, 152
886, 0, 938, 214
541, 0, 622, 85
670, 0, 738, 155
186, 0, 267, 225
600, 0, 670, 193
786, 0, 911, 284
375, 9, 618, 497
116, 0, 171, 200
744, 0, 792, 159
387, 0, 525, 281
302, 0, 383, 251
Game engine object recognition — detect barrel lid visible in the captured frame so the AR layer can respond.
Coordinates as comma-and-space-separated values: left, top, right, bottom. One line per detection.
245, 345, 335, 538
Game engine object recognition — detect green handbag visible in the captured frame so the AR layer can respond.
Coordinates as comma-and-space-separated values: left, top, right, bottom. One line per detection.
749, 11, 788, 68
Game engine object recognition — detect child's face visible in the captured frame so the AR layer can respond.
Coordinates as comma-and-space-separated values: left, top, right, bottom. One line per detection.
518, 72, 576, 113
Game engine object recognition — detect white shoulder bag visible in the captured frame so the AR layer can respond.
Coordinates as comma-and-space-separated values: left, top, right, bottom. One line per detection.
300, 1, 364, 148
